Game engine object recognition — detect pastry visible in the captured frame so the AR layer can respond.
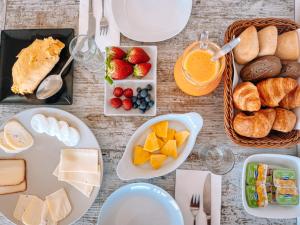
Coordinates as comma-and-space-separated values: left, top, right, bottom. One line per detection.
233, 82, 261, 111
275, 31, 299, 61
258, 26, 278, 57
233, 109, 276, 138
279, 86, 300, 109
272, 108, 296, 132
233, 26, 259, 64
240, 55, 281, 82
281, 61, 300, 79
256, 77, 297, 107
11, 37, 65, 95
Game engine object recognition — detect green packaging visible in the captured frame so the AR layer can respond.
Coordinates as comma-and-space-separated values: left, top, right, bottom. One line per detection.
276, 187, 299, 205
273, 168, 297, 188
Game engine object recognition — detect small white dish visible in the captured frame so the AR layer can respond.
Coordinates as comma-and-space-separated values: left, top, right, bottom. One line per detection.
111, 0, 192, 42
117, 112, 203, 180
242, 154, 300, 219
98, 183, 184, 225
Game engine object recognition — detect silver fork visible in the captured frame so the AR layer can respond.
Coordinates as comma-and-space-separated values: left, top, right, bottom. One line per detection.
190, 194, 200, 225
99, 0, 109, 35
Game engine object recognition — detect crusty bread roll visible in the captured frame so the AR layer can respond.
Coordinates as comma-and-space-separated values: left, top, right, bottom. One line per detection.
233, 26, 259, 64
233, 82, 261, 111
258, 26, 278, 57
272, 108, 296, 132
275, 31, 299, 60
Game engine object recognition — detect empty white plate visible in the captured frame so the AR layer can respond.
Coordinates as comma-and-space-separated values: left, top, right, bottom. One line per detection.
98, 183, 184, 225
111, 0, 192, 42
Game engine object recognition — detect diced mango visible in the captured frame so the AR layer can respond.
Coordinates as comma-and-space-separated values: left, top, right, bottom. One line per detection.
150, 154, 167, 169
133, 145, 151, 165
160, 140, 177, 158
175, 130, 190, 147
157, 138, 165, 149
143, 132, 160, 152
162, 128, 176, 142
151, 121, 168, 138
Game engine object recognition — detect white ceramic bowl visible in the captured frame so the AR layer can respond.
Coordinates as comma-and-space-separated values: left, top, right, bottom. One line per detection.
117, 112, 203, 180
242, 154, 300, 219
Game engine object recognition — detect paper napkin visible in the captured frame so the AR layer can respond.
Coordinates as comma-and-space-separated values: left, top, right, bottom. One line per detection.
175, 169, 222, 225
79, 0, 120, 51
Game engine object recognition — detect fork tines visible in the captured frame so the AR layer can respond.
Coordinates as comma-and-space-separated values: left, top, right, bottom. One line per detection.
190, 194, 200, 208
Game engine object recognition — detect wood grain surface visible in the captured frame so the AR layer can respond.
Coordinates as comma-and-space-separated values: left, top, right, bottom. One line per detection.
0, 0, 298, 224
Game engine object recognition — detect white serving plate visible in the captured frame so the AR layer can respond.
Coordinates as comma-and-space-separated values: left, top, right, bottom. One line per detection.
111, 0, 192, 42
117, 112, 203, 180
98, 183, 184, 225
0, 107, 103, 225
242, 154, 300, 219
104, 46, 157, 117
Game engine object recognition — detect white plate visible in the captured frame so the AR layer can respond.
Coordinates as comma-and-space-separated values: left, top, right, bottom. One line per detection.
98, 183, 184, 225
242, 154, 300, 219
104, 46, 157, 117
111, 0, 192, 42
117, 112, 203, 180
0, 107, 103, 225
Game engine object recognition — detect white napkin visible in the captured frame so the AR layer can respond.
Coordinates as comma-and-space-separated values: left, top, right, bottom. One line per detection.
175, 169, 222, 225
79, 0, 120, 51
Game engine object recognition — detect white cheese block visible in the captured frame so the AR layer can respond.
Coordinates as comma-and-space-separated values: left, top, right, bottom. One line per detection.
0, 180, 26, 195
0, 131, 16, 152
40, 202, 57, 225
60, 149, 98, 173
13, 195, 34, 221
4, 120, 33, 151
22, 196, 44, 225
45, 188, 71, 222
0, 159, 26, 186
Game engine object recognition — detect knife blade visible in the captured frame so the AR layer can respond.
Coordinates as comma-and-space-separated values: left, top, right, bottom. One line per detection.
87, 0, 96, 37
203, 173, 211, 225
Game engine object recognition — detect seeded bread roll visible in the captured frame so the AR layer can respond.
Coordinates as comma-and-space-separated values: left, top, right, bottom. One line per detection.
258, 26, 278, 57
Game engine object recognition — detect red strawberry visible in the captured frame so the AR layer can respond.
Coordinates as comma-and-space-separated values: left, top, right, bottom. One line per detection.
122, 99, 133, 110
106, 47, 126, 60
110, 98, 122, 108
123, 88, 133, 98
133, 63, 152, 78
113, 87, 123, 97
107, 59, 133, 80
126, 47, 150, 64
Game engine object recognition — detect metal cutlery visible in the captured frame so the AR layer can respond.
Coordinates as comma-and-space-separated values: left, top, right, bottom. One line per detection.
88, 0, 96, 37
203, 173, 212, 225
99, 0, 109, 35
190, 194, 200, 225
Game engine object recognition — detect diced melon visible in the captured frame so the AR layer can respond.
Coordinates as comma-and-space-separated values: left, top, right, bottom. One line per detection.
162, 128, 176, 142
175, 130, 190, 147
150, 154, 167, 169
160, 140, 177, 158
157, 138, 165, 149
143, 132, 160, 152
133, 146, 151, 165
151, 121, 168, 138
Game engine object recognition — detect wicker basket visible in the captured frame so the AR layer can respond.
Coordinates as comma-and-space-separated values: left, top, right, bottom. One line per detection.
224, 18, 300, 148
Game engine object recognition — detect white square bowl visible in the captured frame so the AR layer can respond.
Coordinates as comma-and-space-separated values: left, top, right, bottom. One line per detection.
104, 46, 157, 117
242, 154, 300, 219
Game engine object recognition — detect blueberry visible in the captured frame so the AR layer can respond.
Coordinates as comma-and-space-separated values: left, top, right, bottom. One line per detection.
145, 96, 151, 102
133, 103, 138, 108
136, 99, 141, 105
146, 84, 152, 91
139, 102, 147, 110
131, 96, 137, 103
146, 104, 150, 110
137, 87, 142, 93
137, 93, 142, 99
147, 93, 151, 99
140, 89, 148, 98
139, 109, 146, 114
148, 100, 154, 107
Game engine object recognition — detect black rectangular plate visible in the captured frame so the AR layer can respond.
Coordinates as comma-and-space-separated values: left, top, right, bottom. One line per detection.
0, 28, 74, 105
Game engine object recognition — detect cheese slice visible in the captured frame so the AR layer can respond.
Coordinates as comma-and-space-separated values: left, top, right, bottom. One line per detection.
0, 159, 26, 186
60, 149, 98, 173
40, 202, 57, 225
14, 195, 34, 221
0, 180, 26, 195
45, 188, 71, 222
0, 131, 16, 152
22, 196, 44, 225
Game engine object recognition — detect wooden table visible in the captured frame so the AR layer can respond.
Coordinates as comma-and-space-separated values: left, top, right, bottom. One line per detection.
0, 0, 298, 224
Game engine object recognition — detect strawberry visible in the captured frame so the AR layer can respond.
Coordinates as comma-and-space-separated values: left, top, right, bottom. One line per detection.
133, 63, 152, 78
123, 88, 133, 98
122, 99, 133, 110
110, 98, 122, 108
106, 47, 126, 60
126, 47, 150, 64
113, 87, 123, 97
106, 59, 133, 80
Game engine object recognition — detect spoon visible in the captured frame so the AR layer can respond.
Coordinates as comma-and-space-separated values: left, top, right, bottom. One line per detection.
211, 37, 240, 62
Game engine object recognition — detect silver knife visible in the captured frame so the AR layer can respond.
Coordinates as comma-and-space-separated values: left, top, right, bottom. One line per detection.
88, 0, 96, 37
203, 173, 212, 225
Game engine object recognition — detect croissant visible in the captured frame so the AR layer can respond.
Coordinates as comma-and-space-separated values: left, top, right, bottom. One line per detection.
272, 108, 296, 132
279, 86, 300, 109
256, 78, 297, 107
233, 82, 261, 111
233, 109, 276, 138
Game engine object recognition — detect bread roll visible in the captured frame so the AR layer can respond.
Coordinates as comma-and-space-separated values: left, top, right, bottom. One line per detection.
233, 26, 259, 64
275, 31, 299, 60
233, 82, 261, 111
272, 108, 296, 132
281, 61, 300, 79
258, 26, 278, 57
279, 85, 300, 109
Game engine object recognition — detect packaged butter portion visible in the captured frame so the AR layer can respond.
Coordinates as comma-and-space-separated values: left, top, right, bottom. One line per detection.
246, 162, 268, 185
246, 184, 268, 208
276, 187, 299, 205
273, 168, 297, 188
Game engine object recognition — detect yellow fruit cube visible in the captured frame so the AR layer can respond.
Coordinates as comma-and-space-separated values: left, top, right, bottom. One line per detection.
175, 130, 190, 147
160, 140, 177, 158
143, 132, 160, 152
157, 138, 165, 149
162, 128, 176, 142
150, 154, 167, 169
133, 146, 151, 165
151, 121, 168, 138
